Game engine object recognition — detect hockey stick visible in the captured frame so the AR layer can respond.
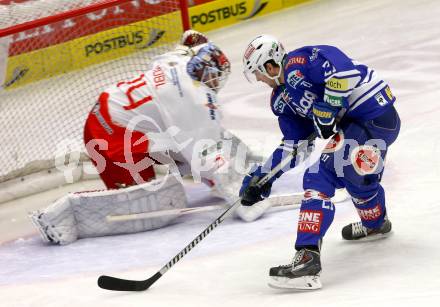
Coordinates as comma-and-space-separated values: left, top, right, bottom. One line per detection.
97, 133, 316, 291
106, 193, 304, 222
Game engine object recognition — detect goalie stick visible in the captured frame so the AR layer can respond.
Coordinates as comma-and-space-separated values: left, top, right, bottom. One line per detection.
106, 193, 304, 222
105, 190, 349, 222
97, 133, 316, 292
106, 189, 349, 222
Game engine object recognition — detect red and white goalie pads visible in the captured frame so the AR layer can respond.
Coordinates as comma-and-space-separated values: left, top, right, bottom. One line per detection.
29, 175, 187, 245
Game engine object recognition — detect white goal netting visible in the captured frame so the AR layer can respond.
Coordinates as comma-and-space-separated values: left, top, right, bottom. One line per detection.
0, 0, 186, 199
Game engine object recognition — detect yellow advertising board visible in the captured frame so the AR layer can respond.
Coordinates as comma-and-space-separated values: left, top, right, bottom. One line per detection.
3, 0, 313, 89
4, 11, 182, 89
282, 0, 312, 8
189, 0, 284, 32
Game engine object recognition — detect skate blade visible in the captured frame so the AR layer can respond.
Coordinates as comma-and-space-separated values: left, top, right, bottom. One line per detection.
347, 231, 393, 242
268, 275, 322, 290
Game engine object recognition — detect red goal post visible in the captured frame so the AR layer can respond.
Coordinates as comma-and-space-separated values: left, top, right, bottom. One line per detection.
0, 0, 190, 202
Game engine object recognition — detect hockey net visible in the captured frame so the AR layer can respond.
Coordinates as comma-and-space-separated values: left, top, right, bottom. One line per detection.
0, 0, 189, 202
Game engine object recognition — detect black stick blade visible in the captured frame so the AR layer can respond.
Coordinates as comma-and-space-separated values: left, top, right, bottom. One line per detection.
97, 272, 162, 291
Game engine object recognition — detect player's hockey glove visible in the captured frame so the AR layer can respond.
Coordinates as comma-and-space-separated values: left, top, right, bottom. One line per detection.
312, 101, 339, 139
239, 166, 273, 206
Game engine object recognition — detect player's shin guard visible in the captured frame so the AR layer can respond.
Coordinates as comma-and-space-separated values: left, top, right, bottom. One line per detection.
352, 185, 386, 230
342, 185, 391, 240
295, 190, 335, 249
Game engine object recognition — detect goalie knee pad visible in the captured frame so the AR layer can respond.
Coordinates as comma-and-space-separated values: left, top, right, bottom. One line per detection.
30, 175, 187, 245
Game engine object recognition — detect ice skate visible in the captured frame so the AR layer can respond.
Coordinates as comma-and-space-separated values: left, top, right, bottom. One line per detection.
268, 248, 322, 290
342, 218, 392, 241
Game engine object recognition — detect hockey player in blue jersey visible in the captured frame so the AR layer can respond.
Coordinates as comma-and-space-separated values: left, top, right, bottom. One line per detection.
240, 34, 400, 290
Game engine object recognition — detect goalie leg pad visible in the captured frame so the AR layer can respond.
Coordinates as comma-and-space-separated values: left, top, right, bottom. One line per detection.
29, 195, 78, 245
72, 175, 186, 240
30, 175, 187, 245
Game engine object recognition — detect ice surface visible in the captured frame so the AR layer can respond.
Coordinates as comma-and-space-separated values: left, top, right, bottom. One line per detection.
1, 0, 440, 306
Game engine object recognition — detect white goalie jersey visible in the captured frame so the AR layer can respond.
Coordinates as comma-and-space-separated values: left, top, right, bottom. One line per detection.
106, 49, 224, 169
30, 44, 262, 245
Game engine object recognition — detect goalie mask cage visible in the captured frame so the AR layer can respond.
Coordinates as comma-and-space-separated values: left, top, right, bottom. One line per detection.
0, 0, 190, 202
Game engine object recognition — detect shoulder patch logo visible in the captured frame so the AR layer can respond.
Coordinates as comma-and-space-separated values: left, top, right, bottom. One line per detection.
326, 77, 349, 91
384, 86, 394, 100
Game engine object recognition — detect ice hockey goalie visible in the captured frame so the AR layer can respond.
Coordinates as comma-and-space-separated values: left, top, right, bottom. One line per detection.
30, 31, 261, 245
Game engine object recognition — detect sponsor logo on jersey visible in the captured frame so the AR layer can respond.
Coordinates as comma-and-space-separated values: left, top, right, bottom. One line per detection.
273, 94, 286, 113
170, 67, 184, 97
298, 210, 322, 234
287, 70, 303, 88
286, 90, 318, 118
322, 130, 344, 153
191, 2, 247, 26
85, 31, 144, 57
313, 108, 332, 119
309, 47, 320, 61
326, 77, 349, 91
206, 92, 217, 104
324, 94, 343, 107
385, 86, 394, 101
374, 92, 388, 106
287, 69, 312, 89
205, 92, 217, 120
357, 204, 382, 221
286, 56, 307, 69
351, 145, 382, 175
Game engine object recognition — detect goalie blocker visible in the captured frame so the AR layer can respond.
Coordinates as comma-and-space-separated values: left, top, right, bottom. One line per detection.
30, 175, 186, 245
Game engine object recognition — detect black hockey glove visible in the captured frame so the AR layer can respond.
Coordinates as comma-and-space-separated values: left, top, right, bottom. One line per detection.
239, 166, 273, 206
312, 101, 339, 139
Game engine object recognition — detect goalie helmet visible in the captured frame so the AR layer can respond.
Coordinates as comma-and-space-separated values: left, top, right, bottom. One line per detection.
187, 43, 231, 92
242, 34, 286, 82
181, 29, 209, 48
